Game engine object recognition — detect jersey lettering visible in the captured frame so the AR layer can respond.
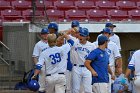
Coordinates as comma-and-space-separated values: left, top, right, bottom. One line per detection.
75, 47, 90, 54
49, 53, 61, 64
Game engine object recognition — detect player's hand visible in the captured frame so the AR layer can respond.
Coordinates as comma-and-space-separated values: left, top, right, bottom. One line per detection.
91, 70, 98, 76
31, 75, 37, 80
111, 74, 115, 80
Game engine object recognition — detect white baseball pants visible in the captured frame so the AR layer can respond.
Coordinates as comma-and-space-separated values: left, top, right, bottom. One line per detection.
45, 73, 66, 93
72, 66, 92, 93
92, 83, 109, 93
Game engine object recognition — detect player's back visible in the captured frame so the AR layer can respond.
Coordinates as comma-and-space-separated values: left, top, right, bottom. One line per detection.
40, 43, 71, 75
109, 34, 121, 51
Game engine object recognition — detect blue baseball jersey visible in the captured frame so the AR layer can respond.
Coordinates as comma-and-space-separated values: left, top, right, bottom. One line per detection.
86, 48, 109, 84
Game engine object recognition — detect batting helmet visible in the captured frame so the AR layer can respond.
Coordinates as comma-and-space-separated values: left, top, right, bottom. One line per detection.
79, 27, 89, 37
48, 22, 58, 32
41, 28, 49, 34
27, 80, 40, 92
71, 20, 80, 28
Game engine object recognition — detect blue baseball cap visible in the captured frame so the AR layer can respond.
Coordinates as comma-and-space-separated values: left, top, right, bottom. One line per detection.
105, 22, 116, 27
98, 35, 109, 45
41, 28, 49, 34
101, 28, 112, 34
71, 20, 80, 28
79, 27, 89, 37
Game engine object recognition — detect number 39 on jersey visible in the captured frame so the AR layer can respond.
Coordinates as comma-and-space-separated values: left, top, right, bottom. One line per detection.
49, 53, 61, 64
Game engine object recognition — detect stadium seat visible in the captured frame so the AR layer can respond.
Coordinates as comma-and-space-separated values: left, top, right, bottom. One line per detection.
75, 1, 96, 10
95, 1, 117, 10
1, 9, 22, 21
87, 9, 108, 21
116, 1, 137, 10
22, 9, 44, 20
35, 0, 55, 10
128, 9, 140, 20
137, 2, 140, 8
107, 9, 129, 21
46, 9, 64, 22
54, 1, 76, 10
65, 10, 87, 21
11, 0, 32, 10
0, 0, 12, 10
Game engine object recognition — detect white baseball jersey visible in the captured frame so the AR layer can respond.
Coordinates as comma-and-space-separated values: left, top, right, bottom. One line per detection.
97, 34, 121, 51
109, 34, 121, 51
93, 41, 121, 66
69, 35, 96, 65
37, 43, 71, 75
128, 50, 140, 76
32, 40, 49, 58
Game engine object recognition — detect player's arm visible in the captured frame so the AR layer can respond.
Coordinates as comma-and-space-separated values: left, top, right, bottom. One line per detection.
32, 57, 38, 65
32, 53, 45, 79
85, 60, 98, 76
125, 54, 135, 78
32, 44, 40, 64
85, 51, 98, 76
108, 65, 115, 80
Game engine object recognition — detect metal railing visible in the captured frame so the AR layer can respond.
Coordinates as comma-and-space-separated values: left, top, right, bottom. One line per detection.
0, 41, 12, 89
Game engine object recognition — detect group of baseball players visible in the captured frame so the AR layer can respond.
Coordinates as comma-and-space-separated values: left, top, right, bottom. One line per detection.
31, 20, 139, 93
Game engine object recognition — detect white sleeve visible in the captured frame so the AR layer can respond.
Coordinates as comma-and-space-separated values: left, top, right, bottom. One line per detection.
36, 52, 45, 67
113, 43, 121, 59
32, 44, 40, 58
69, 35, 78, 43
116, 36, 121, 51
61, 43, 71, 54
128, 53, 135, 67
91, 43, 97, 51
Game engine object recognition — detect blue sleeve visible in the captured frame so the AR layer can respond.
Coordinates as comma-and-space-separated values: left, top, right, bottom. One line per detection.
86, 50, 97, 61
67, 39, 74, 46
67, 52, 73, 71
128, 66, 135, 71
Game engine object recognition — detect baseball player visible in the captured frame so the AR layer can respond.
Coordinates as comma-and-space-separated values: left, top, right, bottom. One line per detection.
125, 50, 140, 93
97, 22, 121, 51
32, 28, 49, 93
32, 33, 74, 93
48, 22, 58, 35
68, 27, 96, 93
85, 35, 115, 93
71, 20, 80, 38
66, 20, 80, 93
94, 28, 122, 93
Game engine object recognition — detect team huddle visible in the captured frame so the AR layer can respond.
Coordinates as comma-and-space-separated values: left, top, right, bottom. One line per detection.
30, 21, 139, 93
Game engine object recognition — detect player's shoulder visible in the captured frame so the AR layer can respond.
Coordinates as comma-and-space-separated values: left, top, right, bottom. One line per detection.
133, 50, 140, 55
112, 33, 120, 39
108, 41, 117, 46
92, 41, 98, 47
